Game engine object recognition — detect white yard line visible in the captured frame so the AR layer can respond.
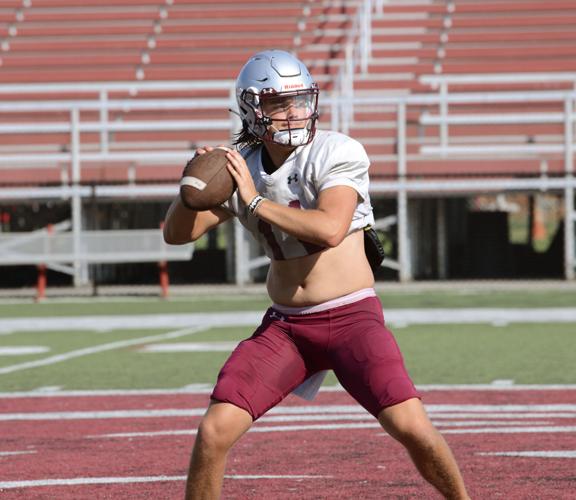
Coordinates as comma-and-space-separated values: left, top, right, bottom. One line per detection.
94, 423, 576, 440
0, 474, 332, 490
92, 420, 553, 440
1, 383, 576, 399
430, 412, 576, 418
478, 451, 576, 458
1, 307, 576, 335
441, 426, 576, 434
0, 408, 206, 421
0, 385, 216, 398
416, 384, 576, 391
0, 347, 49, 355
0, 312, 261, 334
95, 423, 382, 439
226, 475, 333, 479
0, 326, 207, 376
141, 342, 240, 352
0, 450, 36, 457
3, 404, 576, 422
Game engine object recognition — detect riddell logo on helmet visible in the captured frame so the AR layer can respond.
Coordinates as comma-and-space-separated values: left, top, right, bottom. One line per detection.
283, 84, 304, 90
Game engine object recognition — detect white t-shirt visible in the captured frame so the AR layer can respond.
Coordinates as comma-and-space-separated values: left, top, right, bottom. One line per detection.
222, 129, 375, 260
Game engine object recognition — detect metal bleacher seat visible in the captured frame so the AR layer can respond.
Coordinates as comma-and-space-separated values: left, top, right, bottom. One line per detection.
2, 0, 574, 185
343, 0, 576, 180
0, 1, 356, 188
425, 0, 576, 176
443, 1, 576, 79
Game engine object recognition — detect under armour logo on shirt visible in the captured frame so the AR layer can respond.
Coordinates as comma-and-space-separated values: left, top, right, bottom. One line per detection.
287, 173, 299, 185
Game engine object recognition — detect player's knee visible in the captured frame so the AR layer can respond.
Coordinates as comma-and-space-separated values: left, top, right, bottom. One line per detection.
195, 404, 252, 455
196, 416, 236, 454
389, 419, 440, 451
379, 409, 437, 449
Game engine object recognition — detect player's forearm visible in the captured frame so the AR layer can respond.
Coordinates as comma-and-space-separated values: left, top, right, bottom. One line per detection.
163, 198, 199, 244
255, 199, 346, 248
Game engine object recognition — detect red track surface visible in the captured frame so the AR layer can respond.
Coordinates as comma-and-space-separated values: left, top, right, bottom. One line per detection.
1, 389, 575, 499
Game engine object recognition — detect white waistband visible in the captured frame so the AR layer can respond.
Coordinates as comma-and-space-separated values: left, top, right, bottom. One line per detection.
272, 288, 377, 316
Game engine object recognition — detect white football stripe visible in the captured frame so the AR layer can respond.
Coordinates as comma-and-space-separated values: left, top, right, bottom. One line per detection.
180, 176, 207, 190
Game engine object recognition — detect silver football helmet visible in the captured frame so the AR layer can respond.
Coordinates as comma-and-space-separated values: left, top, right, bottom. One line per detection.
235, 50, 319, 147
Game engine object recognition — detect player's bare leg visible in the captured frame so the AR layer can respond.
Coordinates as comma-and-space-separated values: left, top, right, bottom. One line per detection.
378, 398, 470, 500
185, 401, 252, 500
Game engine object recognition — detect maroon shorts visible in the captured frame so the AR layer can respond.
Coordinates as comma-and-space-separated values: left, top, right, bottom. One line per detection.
211, 296, 420, 420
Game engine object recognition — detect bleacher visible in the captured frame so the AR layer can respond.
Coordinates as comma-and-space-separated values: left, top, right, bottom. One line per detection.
0, 0, 574, 284
0, 0, 574, 183
0, 0, 362, 187
0, 1, 356, 86
348, 0, 576, 179
359, 0, 576, 94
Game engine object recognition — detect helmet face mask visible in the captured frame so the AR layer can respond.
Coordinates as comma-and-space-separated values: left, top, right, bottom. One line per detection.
236, 50, 319, 147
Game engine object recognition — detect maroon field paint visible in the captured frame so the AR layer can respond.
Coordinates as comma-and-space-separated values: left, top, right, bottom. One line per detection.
1, 389, 575, 499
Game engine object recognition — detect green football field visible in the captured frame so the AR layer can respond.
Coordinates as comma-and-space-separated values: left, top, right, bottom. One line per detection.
1, 287, 576, 316
0, 288, 575, 392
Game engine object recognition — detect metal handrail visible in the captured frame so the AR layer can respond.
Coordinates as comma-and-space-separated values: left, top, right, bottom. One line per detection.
0, 82, 574, 282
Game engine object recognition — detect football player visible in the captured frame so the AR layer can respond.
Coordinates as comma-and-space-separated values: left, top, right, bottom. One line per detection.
164, 49, 469, 500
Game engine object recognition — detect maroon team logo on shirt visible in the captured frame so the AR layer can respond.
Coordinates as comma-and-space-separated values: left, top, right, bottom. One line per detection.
289, 200, 325, 254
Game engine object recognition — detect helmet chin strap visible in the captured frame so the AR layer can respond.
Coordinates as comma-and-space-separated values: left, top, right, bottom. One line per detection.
268, 124, 309, 147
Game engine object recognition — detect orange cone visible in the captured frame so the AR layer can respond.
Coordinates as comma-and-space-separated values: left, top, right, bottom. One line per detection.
532, 202, 546, 242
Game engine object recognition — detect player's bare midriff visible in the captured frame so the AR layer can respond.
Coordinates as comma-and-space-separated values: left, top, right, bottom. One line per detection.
266, 230, 374, 306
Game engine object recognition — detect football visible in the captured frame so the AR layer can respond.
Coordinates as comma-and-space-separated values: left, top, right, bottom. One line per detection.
179, 147, 236, 211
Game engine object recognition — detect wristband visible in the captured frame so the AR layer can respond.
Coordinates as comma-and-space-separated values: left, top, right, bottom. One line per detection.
248, 195, 266, 216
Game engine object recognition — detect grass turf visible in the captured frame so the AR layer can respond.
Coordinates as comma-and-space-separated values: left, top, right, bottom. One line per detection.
0, 288, 576, 317
0, 323, 574, 392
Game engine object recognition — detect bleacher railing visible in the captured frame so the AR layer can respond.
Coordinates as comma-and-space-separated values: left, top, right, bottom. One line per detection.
418, 73, 576, 282
0, 80, 575, 283
334, 0, 375, 129
0, 81, 237, 194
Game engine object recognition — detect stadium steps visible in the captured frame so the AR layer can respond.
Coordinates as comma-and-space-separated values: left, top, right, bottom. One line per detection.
0, 0, 351, 177
2, 0, 575, 184
345, 0, 576, 178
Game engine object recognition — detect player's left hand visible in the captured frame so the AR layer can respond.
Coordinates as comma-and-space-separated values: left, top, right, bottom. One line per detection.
226, 150, 259, 205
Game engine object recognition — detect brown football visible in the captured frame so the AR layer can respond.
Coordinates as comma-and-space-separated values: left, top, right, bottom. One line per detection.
179, 147, 236, 211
